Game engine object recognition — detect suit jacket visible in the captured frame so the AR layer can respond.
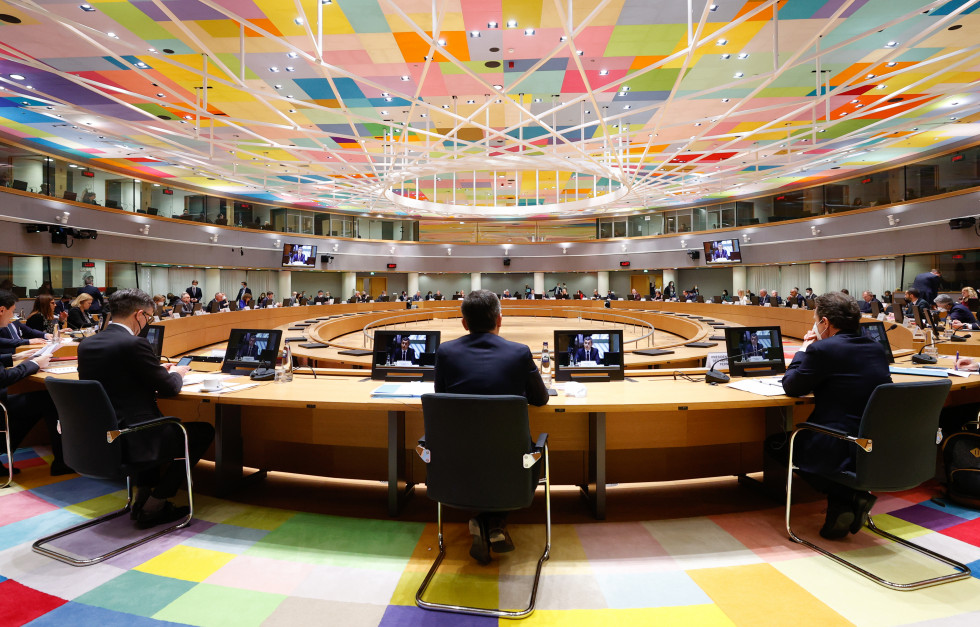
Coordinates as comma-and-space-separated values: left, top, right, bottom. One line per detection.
389, 347, 419, 365
785, 294, 805, 308
574, 347, 601, 363
172, 301, 193, 316
628, 294, 642, 301
1, 321, 45, 342
435, 332, 549, 407
67, 306, 94, 330
236, 343, 261, 360
186, 286, 203, 302
314, 296, 329, 304
80, 285, 104, 313
235, 287, 252, 302
0, 352, 39, 404
782, 332, 891, 476
859, 298, 882, 314
207, 299, 228, 312
949, 303, 980, 330
911, 272, 941, 304
77, 324, 183, 461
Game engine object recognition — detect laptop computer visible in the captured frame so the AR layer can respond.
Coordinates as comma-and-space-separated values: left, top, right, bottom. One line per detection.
859, 320, 894, 363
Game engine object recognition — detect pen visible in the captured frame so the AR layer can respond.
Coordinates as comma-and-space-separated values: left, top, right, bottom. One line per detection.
955, 351, 959, 371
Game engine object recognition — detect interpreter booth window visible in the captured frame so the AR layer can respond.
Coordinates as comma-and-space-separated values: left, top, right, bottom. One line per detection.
934, 250, 980, 291
909, 147, 980, 197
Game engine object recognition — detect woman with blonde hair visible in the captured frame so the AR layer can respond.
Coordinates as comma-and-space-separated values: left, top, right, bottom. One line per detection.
736, 289, 750, 305
67, 292, 95, 329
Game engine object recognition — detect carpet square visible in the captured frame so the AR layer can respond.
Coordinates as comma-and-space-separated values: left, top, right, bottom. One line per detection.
74, 570, 196, 617
889, 504, 968, 532
642, 517, 762, 570
0, 543, 127, 601
594, 570, 712, 609
30, 476, 124, 509
291, 563, 403, 604
104, 520, 215, 570
153, 582, 286, 627
261, 597, 386, 627
0, 508, 86, 553
507, 572, 608, 611
512, 605, 734, 625
391, 567, 499, 609
575, 521, 673, 572
0, 579, 67, 626
204, 554, 314, 595
25, 600, 192, 626
215, 504, 296, 531
942, 517, 980, 546
921, 498, 980, 521
379, 603, 496, 626
246, 513, 424, 570
181, 523, 269, 555
135, 545, 235, 583
0, 491, 58, 526
64, 491, 129, 519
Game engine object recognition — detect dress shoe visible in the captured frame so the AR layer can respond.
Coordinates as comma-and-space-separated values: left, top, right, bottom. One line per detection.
488, 525, 515, 553
850, 492, 877, 534
468, 518, 491, 565
130, 489, 152, 520
135, 501, 190, 530
49, 461, 74, 477
819, 497, 854, 540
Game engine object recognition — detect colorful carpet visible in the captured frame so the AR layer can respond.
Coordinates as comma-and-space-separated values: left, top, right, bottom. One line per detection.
3, 447, 980, 626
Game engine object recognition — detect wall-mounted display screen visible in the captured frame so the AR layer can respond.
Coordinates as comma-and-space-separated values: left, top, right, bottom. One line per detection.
702, 239, 742, 264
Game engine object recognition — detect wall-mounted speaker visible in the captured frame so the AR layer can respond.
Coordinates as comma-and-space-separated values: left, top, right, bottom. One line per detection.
320, 254, 335, 263
503, 258, 511, 266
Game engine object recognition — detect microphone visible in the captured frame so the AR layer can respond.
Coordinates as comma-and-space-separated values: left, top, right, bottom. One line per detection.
250, 353, 276, 381
912, 337, 957, 364
704, 348, 774, 385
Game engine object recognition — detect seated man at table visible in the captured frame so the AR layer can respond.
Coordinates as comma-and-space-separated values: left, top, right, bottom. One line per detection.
207, 292, 228, 312
78, 289, 214, 529
575, 335, 602, 364
236, 334, 262, 361
859, 291, 882, 315
389, 336, 419, 365
434, 289, 549, 565
936, 294, 980, 331
0, 289, 69, 476
773, 291, 891, 539
172, 292, 193, 316
739, 332, 770, 360
313, 290, 329, 305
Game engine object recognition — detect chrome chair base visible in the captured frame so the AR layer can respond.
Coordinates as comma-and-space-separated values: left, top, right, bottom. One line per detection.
416, 448, 551, 619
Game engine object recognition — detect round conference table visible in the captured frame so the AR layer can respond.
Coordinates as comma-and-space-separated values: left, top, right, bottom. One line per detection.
31, 300, 973, 520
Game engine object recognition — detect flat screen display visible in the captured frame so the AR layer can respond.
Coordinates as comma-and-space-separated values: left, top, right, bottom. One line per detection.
702, 239, 742, 264
144, 324, 165, 358
281, 243, 317, 268
371, 330, 441, 381
859, 321, 894, 363
221, 329, 282, 373
553, 330, 625, 381
723, 326, 786, 377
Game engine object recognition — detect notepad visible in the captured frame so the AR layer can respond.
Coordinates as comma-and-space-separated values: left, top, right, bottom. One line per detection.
371, 382, 434, 398
728, 377, 786, 396
44, 366, 77, 374
888, 366, 949, 378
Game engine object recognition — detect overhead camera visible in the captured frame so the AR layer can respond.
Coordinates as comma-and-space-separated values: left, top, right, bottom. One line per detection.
320, 254, 334, 263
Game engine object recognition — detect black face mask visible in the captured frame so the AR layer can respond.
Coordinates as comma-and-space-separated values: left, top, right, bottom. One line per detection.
136, 312, 150, 338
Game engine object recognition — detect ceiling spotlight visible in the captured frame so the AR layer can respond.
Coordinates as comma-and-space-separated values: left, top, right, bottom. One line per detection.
107, 32, 118, 38
738, 53, 749, 59
866, 73, 876, 79
79, 4, 95, 11
716, 39, 728, 45
599, 69, 609, 76
273, 84, 282, 89
559, 35, 567, 42
721, 98, 730, 103
466, 99, 475, 104
720, 53, 731, 59
380, 110, 388, 114
507, 19, 518, 28
734, 72, 744, 78
9, 74, 25, 80
887, 215, 900, 226
286, 52, 299, 58
400, 75, 410, 81
623, 104, 631, 109
886, 61, 897, 67
810, 225, 821, 236
487, 21, 497, 28
285, 66, 295, 72
576, 50, 584, 56
436, 38, 446, 46
885, 41, 898, 47
524, 28, 535, 36
269, 66, 280, 72
492, 84, 502, 90
288, 108, 296, 112
294, 17, 304, 25
469, 30, 480, 38
710, 4, 718, 11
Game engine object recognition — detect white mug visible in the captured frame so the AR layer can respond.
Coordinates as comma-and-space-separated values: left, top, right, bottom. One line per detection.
201, 376, 223, 392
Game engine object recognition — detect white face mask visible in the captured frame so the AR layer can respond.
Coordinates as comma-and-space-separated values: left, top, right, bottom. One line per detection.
812, 320, 823, 340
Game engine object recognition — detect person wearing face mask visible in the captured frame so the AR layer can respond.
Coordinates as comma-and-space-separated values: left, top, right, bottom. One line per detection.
935, 293, 980, 331
771, 291, 892, 540
77, 289, 214, 529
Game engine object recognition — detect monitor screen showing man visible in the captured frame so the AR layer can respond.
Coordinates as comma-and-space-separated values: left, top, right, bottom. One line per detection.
723, 326, 786, 377
553, 330, 625, 381
221, 329, 282, 373
281, 243, 317, 268
371, 330, 440, 380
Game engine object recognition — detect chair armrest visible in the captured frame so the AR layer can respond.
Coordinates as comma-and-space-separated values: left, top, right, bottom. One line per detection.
533, 432, 549, 452
415, 435, 430, 463
523, 433, 549, 469
107, 416, 183, 444
792, 422, 872, 453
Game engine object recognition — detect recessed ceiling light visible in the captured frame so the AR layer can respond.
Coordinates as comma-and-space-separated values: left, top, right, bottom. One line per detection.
136, 62, 148, 68
576, 50, 584, 56
710, 4, 718, 10
269, 66, 279, 72
950, 116, 958, 121
533, 98, 541, 102
885, 41, 898, 47
385, 97, 392, 101
441, 104, 449, 108
524, 28, 535, 36
469, 30, 480, 37
886, 61, 897, 67
599, 69, 608, 75
492, 84, 502, 89
294, 17, 304, 25
721, 98, 730, 102
507, 19, 518, 28
623, 104, 631, 109
734, 72, 743, 78
850, 99, 859, 103
716, 38, 727, 46
9, 74, 24, 80
156, 93, 164, 97
738, 52, 749, 59
79, 4, 95, 11
400, 75, 410, 81
559, 35, 567, 42
148, 48, 156, 52
720, 53, 730, 59
866, 73, 876, 79
288, 109, 296, 113
466, 99, 474, 104
694, 122, 701, 126
381, 110, 388, 114
286, 52, 298, 58
381, 92, 389, 97
274, 84, 282, 89
585, 110, 591, 114
285, 66, 295, 72
437, 38, 446, 46
107, 31, 118, 38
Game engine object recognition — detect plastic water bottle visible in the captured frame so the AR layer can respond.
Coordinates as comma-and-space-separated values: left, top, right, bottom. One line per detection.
53, 322, 60, 343
280, 345, 294, 383
540, 341, 551, 385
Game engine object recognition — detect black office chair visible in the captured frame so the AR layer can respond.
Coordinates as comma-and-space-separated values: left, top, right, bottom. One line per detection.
32, 378, 194, 566
416, 393, 550, 618
786, 379, 971, 590
1, 401, 11, 489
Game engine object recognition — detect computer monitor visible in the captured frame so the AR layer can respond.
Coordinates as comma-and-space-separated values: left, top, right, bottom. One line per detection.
144, 324, 165, 358
228, 300, 239, 311
221, 329, 282, 374
921, 307, 942, 340
208, 300, 220, 314
870, 300, 882, 317
63, 191, 77, 201
370, 330, 440, 381
105, 199, 119, 209
750, 295, 759, 306
723, 326, 786, 377
11, 179, 27, 191
553, 330, 625, 381
859, 320, 894, 364
892, 296, 905, 324
192, 302, 202, 313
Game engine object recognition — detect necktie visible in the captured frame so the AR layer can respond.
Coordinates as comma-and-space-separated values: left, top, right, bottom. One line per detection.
8, 322, 21, 339
402, 351, 406, 360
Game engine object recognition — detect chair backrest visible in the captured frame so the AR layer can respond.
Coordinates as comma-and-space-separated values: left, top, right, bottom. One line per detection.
421, 393, 536, 511
856, 380, 952, 491
44, 378, 125, 480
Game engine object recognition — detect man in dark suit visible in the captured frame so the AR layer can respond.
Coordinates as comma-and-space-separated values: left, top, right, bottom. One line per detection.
574, 336, 601, 364
433, 290, 444, 301
859, 291, 883, 314
79, 275, 104, 314
0, 289, 69, 476
757, 289, 774, 306
235, 282, 251, 305
904, 288, 930, 322
911, 269, 941, 304
313, 290, 329, 304
936, 294, 980, 330
186, 280, 203, 304
1, 318, 49, 352
785, 288, 806, 308
54, 294, 72, 316
236, 334, 262, 360
434, 290, 548, 565
207, 292, 228, 312
739, 332, 769, 359
389, 337, 419, 365
172, 293, 193, 316
77, 289, 214, 529
775, 292, 891, 540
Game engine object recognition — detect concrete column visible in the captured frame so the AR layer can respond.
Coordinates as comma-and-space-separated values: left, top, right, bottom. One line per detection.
808, 262, 827, 295
204, 268, 221, 303
597, 270, 609, 295
662, 268, 677, 291
407, 272, 419, 296
278, 270, 291, 302
533, 271, 545, 295
470, 272, 481, 292
342, 271, 356, 299
867, 259, 886, 298
731, 266, 746, 292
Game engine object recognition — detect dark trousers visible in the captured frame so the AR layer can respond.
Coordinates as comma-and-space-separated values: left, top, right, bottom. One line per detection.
765, 431, 863, 503
2, 390, 64, 466
134, 422, 214, 499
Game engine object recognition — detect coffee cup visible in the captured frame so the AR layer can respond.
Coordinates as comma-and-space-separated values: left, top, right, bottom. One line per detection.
201, 376, 223, 392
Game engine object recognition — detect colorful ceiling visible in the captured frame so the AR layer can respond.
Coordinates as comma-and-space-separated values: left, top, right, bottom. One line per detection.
0, 0, 977, 218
